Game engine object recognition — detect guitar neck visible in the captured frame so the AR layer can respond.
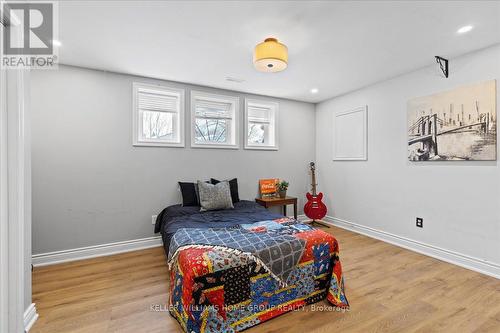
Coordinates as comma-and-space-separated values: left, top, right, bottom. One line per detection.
311, 169, 317, 196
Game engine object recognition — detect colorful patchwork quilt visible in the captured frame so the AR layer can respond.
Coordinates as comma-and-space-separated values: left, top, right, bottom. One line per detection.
168, 218, 348, 333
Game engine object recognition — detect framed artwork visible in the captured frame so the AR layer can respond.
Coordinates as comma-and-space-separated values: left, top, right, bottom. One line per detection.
259, 178, 278, 198
408, 80, 497, 161
332, 105, 368, 161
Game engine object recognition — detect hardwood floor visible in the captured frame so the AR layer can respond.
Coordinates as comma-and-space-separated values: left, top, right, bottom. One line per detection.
31, 226, 500, 333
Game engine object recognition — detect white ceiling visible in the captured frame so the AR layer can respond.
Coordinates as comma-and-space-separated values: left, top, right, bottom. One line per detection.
58, 1, 500, 103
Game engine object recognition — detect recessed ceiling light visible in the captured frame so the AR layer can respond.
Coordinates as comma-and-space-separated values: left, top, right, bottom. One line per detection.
310, 88, 319, 94
52, 39, 62, 47
457, 25, 473, 34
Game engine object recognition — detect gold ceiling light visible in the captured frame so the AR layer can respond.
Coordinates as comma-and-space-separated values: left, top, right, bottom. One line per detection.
253, 37, 288, 73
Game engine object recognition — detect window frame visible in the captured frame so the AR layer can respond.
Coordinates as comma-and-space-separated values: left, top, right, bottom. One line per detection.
190, 90, 240, 149
244, 98, 279, 150
132, 82, 185, 148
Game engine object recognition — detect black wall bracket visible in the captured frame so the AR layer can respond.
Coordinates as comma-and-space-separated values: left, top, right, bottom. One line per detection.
435, 56, 449, 78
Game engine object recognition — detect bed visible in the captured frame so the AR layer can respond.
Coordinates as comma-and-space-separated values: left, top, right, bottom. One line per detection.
155, 200, 348, 333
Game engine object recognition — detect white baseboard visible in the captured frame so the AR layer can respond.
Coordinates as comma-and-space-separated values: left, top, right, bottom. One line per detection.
32, 236, 163, 267
32, 215, 499, 278
323, 216, 500, 280
24, 303, 38, 332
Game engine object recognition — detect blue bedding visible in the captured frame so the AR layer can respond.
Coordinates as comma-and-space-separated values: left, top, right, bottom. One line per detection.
155, 200, 283, 254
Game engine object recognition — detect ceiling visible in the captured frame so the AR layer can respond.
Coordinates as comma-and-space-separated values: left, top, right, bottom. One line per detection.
57, 1, 500, 103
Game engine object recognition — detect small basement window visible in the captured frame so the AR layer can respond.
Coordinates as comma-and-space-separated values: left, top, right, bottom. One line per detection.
245, 99, 278, 150
191, 91, 239, 149
133, 82, 185, 147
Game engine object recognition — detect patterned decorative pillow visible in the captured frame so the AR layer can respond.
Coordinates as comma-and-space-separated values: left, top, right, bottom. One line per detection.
197, 180, 234, 212
210, 178, 240, 203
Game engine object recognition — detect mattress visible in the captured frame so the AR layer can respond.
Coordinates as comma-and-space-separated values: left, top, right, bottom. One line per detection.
155, 200, 283, 253
156, 205, 349, 333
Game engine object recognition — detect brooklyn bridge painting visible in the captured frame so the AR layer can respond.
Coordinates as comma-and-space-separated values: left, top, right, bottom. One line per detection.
408, 80, 496, 161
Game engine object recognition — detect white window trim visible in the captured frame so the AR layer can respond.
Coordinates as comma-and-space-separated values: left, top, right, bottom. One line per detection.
244, 99, 279, 150
190, 90, 239, 149
132, 82, 185, 148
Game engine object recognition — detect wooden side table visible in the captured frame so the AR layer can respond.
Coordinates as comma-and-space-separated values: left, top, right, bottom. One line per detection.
255, 196, 298, 220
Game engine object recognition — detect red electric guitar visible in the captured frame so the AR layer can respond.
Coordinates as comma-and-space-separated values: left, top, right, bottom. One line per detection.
304, 162, 329, 227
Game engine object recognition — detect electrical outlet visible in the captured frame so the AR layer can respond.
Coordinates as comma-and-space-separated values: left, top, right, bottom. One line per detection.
152, 215, 157, 225
416, 217, 423, 228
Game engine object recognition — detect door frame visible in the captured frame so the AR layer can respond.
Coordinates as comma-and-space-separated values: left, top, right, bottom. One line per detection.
1, 55, 9, 333
0, 5, 35, 331
1, 68, 34, 333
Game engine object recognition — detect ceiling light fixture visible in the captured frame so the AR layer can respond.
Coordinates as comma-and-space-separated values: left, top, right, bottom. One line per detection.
310, 88, 319, 94
457, 25, 473, 34
52, 39, 62, 47
253, 37, 288, 73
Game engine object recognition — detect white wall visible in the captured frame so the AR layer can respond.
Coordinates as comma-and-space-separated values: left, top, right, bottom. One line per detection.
31, 45, 500, 276
316, 45, 500, 269
31, 65, 315, 254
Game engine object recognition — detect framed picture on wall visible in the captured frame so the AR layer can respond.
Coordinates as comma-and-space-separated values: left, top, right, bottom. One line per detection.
332, 105, 368, 161
407, 80, 497, 161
